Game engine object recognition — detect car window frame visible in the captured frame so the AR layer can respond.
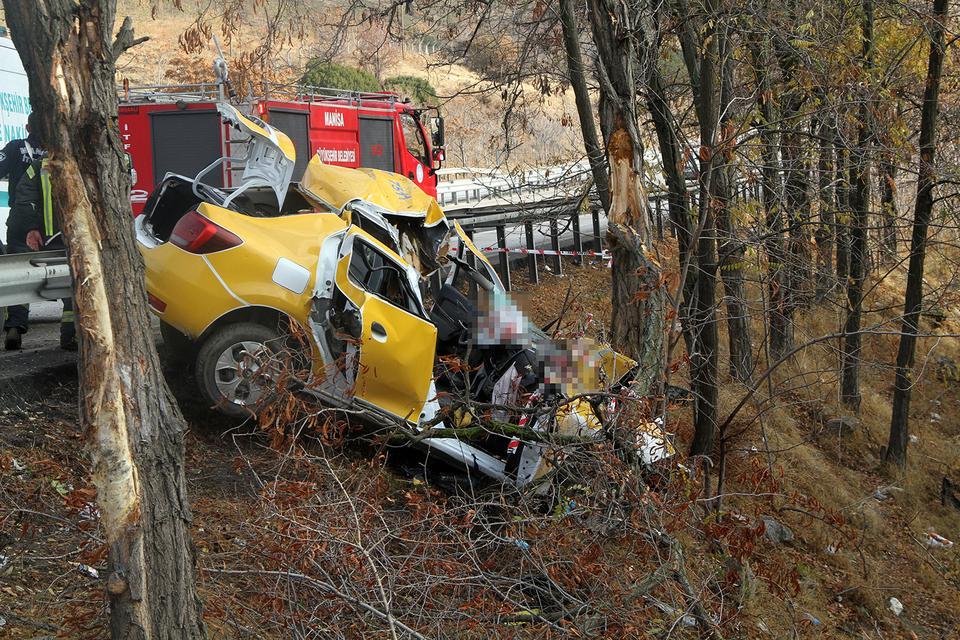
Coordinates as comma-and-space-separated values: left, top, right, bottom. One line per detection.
347, 237, 428, 319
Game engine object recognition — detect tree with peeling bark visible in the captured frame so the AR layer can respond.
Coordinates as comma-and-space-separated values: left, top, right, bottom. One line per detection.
1, 1, 205, 637
585, 0, 666, 400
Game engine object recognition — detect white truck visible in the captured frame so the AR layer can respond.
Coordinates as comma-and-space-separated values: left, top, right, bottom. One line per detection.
0, 29, 31, 236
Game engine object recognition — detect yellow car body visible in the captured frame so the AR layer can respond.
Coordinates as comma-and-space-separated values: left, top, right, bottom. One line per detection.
136, 104, 442, 426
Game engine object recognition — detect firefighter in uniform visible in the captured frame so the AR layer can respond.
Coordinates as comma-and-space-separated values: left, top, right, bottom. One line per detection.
0, 113, 44, 220
4, 157, 76, 351
1, 113, 45, 337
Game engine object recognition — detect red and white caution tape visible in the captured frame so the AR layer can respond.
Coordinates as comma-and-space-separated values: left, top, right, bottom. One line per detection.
480, 246, 611, 259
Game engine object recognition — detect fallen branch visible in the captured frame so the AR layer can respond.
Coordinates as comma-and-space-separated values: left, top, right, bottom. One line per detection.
0, 609, 63, 633
658, 533, 724, 640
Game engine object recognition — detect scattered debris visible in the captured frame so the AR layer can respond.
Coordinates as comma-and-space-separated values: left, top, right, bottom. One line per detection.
761, 517, 794, 545
909, 434, 919, 444
802, 612, 821, 626
888, 597, 904, 617
74, 563, 99, 579
825, 544, 838, 555
824, 416, 858, 437
512, 539, 530, 552
930, 412, 943, 423
873, 485, 903, 502
925, 532, 954, 549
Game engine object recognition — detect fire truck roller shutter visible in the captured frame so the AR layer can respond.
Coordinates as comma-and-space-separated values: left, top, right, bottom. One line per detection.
267, 109, 310, 181
151, 110, 224, 188
359, 116, 395, 173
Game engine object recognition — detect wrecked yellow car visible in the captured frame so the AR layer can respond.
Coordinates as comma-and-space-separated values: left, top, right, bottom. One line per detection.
136, 104, 672, 487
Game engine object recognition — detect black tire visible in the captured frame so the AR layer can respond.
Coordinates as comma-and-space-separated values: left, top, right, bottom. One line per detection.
195, 322, 281, 419
159, 321, 194, 367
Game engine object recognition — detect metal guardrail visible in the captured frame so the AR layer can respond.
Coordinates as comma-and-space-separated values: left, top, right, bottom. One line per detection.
435, 161, 591, 209
0, 249, 71, 307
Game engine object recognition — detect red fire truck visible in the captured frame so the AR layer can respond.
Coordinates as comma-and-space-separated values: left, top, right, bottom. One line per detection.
118, 81, 446, 214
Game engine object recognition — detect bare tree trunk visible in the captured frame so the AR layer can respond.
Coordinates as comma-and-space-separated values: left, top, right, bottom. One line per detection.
841, 0, 875, 408
750, 39, 790, 360
886, 0, 948, 467
587, 0, 665, 399
773, 15, 814, 327
878, 121, 899, 260
2, 2, 205, 637
835, 128, 851, 283
815, 113, 836, 296
560, 0, 610, 214
781, 109, 813, 312
715, 43, 753, 382
674, 0, 720, 456
645, 63, 696, 358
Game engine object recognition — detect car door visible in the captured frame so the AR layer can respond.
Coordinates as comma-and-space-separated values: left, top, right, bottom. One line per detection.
333, 229, 437, 422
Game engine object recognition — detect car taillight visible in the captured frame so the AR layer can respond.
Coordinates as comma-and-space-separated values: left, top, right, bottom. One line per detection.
148, 293, 166, 312
169, 211, 241, 254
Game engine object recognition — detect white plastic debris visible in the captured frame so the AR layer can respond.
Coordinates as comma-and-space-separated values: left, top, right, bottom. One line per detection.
926, 532, 954, 549
930, 413, 943, 423
825, 544, 838, 555
873, 485, 902, 501
888, 597, 903, 617
75, 563, 99, 579
909, 434, 919, 444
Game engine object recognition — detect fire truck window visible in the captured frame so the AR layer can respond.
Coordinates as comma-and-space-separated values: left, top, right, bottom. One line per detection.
349, 240, 419, 315
399, 113, 428, 165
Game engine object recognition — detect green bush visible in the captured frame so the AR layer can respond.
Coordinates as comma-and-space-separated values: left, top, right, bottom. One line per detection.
299, 61, 382, 92
383, 75, 437, 104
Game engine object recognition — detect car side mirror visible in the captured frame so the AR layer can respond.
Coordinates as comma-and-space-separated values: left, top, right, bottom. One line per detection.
431, 116, 445, 149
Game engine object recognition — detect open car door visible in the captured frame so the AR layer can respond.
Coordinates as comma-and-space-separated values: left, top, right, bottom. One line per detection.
328, 228, 438, 422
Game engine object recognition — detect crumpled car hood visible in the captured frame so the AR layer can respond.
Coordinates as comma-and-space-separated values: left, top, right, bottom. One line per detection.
300, 157, 450, 273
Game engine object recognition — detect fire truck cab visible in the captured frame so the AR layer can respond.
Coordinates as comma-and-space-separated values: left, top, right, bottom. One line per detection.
118, 82, 445, 214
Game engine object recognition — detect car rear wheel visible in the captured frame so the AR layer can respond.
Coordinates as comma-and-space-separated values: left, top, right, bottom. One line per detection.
196, 323, 281, 418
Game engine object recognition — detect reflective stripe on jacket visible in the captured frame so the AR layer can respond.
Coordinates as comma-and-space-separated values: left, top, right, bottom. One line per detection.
7, 158, 57, 240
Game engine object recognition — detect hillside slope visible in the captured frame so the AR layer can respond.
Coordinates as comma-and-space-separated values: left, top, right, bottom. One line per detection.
110, 1, 583, 168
